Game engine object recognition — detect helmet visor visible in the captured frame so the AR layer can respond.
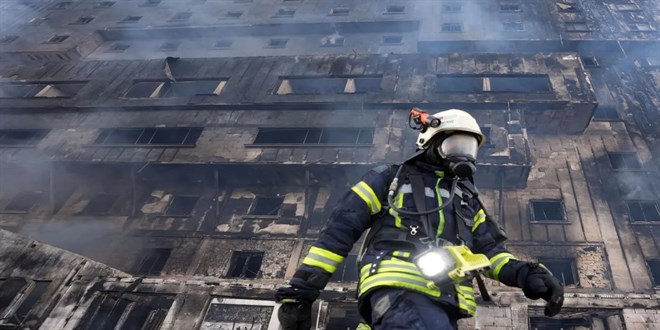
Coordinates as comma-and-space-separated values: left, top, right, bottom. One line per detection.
438, 133, 479, 159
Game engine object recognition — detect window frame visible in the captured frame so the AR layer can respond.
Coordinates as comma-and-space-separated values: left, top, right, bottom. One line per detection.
123, 79, 228, 98
133, 248, 172, 275
0, 129, 49, 147
248, 127, 375, 148
227, 251, 264, 279
536, 257, 579, 286
245, 196, 284, 218
441, 22, 463, 33
163, 195, 199, 217
89, 127, 204, 148
435, 74, 552, 93
1, 191, 43, 214
275, 75, 382, 95
607, 152, 642, 170
625, 200, 660, 224
647, 259, 660, 287
529, 199, 568, 223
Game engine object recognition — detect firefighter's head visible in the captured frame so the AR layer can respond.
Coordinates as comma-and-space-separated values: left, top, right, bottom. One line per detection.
416, 109, 485, 177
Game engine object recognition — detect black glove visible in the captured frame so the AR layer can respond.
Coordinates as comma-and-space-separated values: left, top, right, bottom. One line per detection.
275, 286, 318, 330
519, 263, 564, 317
276, 268, 331, 330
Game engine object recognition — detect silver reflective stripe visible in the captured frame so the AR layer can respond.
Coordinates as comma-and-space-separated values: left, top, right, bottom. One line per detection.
439, 188, 450, 198
399, 184, 435, 197
353, 183, 380, 213
305, 253, 340, 268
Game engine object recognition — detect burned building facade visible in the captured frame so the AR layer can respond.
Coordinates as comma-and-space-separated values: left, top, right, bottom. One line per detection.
0, 0, 658, 329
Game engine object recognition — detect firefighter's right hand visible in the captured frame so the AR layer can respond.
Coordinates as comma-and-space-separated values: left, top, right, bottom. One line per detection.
278, 301, 312, 330
276, 286, 318, 330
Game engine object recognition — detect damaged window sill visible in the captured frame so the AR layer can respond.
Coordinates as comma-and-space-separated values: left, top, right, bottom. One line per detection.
83, 144, 197, 148
242, 215, 279, 220
245, 143, 374, 148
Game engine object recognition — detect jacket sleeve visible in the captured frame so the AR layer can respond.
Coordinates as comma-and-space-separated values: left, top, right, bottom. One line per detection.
296, 165, 393, 280
471, 208, 527, 288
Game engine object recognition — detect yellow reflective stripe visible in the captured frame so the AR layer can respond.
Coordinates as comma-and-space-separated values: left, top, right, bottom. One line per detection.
351, 181, 382, 215
280, 298, 298, 303
487, 252, 517, 281
359, 259, 421, 276
458, 299, 477, 315
359, 272, 441, 297
392, 251, 411, 258
472, 209, 487, 232
456, 285, 474, 296
360, 263, 422, 282
302, 247, 345, 273
456, 284, 477, 315
356, 323, 372, 330
435, 178, 446, 237
389, 192, 404, 228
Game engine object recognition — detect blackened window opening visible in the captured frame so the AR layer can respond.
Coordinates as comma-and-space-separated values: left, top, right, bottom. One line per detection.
78, 293, 173, 330
441, 23, 462, 32
80, 193, 119, 216
608, 152, 641, 170
330, 255, 359, 282
443, 4, 462, 13
276, 76, 382, 95
160, 41, 180, 51
529, 316, 591, 329
593, 105, 619, 120
253, 128, 374, 145
0, 278, 28, 313
93, 127, 202, 146
170, 12, 192, 21
125, 79, 226, 98
530, 200, 565, 221
435, 75, 551, 93
385, 5, 405, 14
228, 251, 264, 278
14, 281, 51, 321
0, 129, 49, 146
500, 4, 521, 12
134, 248, 171, 275
249, 196, 284, 216
0, 82, 85, 98
3, 192, 41, 213
274, 8, 295, 17
626, 201, 660, 222
537, 258, 577, 285
382, 35, 403, 44
165, 196, 198, 216
648, 260, 660, 286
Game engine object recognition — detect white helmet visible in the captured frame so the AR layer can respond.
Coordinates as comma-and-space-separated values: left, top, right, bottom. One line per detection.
415, 109, 485, 149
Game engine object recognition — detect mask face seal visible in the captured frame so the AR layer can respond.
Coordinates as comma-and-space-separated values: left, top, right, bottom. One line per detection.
437, 133, 479, 177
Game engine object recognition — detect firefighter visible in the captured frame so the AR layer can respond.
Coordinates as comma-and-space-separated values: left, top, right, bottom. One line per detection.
275, 109, 564, 329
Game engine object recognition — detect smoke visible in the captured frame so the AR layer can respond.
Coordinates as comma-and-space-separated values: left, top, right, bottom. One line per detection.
16, 220, 143, 271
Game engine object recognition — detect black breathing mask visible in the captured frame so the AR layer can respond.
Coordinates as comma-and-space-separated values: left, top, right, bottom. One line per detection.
437, 133, 479, 178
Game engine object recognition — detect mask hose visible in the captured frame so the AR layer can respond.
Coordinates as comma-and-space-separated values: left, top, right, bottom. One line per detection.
387, 164, 459, 216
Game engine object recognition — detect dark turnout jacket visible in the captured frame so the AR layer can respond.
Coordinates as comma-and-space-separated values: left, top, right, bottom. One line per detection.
296, 161, 526, 319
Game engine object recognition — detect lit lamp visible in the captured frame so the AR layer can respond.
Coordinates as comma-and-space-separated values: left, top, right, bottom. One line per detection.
414, 245, 492, 289
414, 247, 457, 288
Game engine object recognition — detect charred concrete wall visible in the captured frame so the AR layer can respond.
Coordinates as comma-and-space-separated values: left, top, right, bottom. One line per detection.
0, 0, 659, 329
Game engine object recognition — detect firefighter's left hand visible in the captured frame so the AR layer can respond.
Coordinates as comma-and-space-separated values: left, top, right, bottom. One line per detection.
522, 265, 564, 317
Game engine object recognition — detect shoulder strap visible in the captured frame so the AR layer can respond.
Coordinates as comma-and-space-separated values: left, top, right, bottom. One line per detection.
408, 172, 435, 243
